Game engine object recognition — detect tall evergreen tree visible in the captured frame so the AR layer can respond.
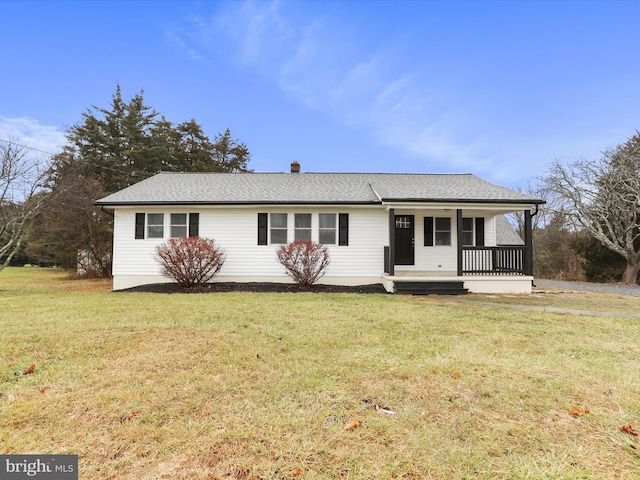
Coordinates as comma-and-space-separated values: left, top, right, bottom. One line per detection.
29, 85, 252, 275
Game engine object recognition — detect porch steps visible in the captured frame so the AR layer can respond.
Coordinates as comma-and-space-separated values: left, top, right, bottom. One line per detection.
394, 280, 469, 295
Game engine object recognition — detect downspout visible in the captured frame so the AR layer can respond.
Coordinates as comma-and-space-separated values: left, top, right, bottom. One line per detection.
531, 203, 539, 218
100, 206, 114, 218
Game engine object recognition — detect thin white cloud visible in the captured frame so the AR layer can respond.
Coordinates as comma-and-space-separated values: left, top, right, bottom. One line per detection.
202, 2, 487, 171
233, 1, 290, 65
0, 117, 66, 157
164, 29, 206, 61
178, 1, 624, 185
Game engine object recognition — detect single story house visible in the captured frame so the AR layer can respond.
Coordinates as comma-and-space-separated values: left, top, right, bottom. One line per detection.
95, 162, 545, 294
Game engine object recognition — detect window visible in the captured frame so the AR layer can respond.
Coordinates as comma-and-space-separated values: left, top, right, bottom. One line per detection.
318, 214, 336, 244
461, 217, 485, 246
258, 212, 348, 246
136, 212, 199, 239
435, 217, 451, 246
462, 217, 474, 246
170, 213, 188, 238
396, 216, 411, 228
147, 213, 164, 239
294, 213, 312, 241
270, 213, 288, 244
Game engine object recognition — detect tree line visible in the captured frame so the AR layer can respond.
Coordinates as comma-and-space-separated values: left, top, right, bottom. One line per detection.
1, 85, 250, 275
519, 131, 640, 284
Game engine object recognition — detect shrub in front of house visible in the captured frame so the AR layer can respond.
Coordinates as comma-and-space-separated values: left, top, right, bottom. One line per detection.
276, 240, 330, 288
155, 237, 225, 288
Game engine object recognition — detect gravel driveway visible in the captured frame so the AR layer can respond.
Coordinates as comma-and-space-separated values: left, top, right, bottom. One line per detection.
535, 279, 640, 298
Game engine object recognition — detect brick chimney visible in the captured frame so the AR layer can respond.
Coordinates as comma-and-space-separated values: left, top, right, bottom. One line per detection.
290, 160, 300, 173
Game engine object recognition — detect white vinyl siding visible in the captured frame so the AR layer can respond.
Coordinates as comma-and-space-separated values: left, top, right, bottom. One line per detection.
111, 207, 509, 288
112, 207, 386, 280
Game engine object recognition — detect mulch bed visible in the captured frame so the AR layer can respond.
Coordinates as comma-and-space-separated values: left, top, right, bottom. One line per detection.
122, 282, 388, 294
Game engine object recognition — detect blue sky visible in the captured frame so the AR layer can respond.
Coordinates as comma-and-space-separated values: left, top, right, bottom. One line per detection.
1, 0, 639, 188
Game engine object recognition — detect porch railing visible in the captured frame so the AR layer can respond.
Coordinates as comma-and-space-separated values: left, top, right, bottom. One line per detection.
462, 246, 526, 275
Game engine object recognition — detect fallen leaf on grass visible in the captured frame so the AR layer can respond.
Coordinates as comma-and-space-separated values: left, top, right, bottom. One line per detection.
373, 404, 396, 415
23, 364, 36, 375
344, 420, 362, 431
570, 406, 589, 417
451, 372, 461, 379
621, 424, 639, 436
293, 467, 304, 476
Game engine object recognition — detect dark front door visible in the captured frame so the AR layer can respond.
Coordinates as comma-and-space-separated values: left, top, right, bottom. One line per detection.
394, 215, 414, 265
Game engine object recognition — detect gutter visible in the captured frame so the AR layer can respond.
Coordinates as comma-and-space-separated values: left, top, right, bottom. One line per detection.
100, 206, 114, 217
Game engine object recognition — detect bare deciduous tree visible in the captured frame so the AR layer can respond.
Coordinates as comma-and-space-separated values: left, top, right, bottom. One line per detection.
509, 178, 585, 281
0, 140, 49, 272
544, 132, 640, 284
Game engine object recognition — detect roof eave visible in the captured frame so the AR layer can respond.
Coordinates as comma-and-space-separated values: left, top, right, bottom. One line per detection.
94, 200, 381, 207
381, 198, 546, 205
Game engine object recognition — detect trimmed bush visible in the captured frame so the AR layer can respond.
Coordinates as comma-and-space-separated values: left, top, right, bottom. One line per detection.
155, 237, 225, 288
276, 240, 330, 288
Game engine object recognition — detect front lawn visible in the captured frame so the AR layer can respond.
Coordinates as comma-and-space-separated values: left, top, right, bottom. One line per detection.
1, 268, 639, 479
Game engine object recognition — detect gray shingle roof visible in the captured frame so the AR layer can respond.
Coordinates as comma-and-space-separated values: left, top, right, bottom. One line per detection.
495, 215, 525, 245
95, 172, 544, 206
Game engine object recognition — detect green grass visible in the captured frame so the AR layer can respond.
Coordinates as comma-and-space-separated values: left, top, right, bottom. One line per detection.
1, 267, 639, 479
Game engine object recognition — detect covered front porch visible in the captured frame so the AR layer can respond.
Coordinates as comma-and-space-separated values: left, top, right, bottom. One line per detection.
381, 206, 536, 294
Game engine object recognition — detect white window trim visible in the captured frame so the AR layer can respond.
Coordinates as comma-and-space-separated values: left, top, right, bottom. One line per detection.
146, 213, 165, 239
170, 213, 188, 238
269, 213, 289, 244
318, 213, 337, 245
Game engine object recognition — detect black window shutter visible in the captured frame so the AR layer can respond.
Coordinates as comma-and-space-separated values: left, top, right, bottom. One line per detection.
189, 213, 200, 237
258, 213, 268, 245
424, 216, 434, 246
475, 218, 485, 246
135, 213, 145, 239
338, 213, 349, 246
